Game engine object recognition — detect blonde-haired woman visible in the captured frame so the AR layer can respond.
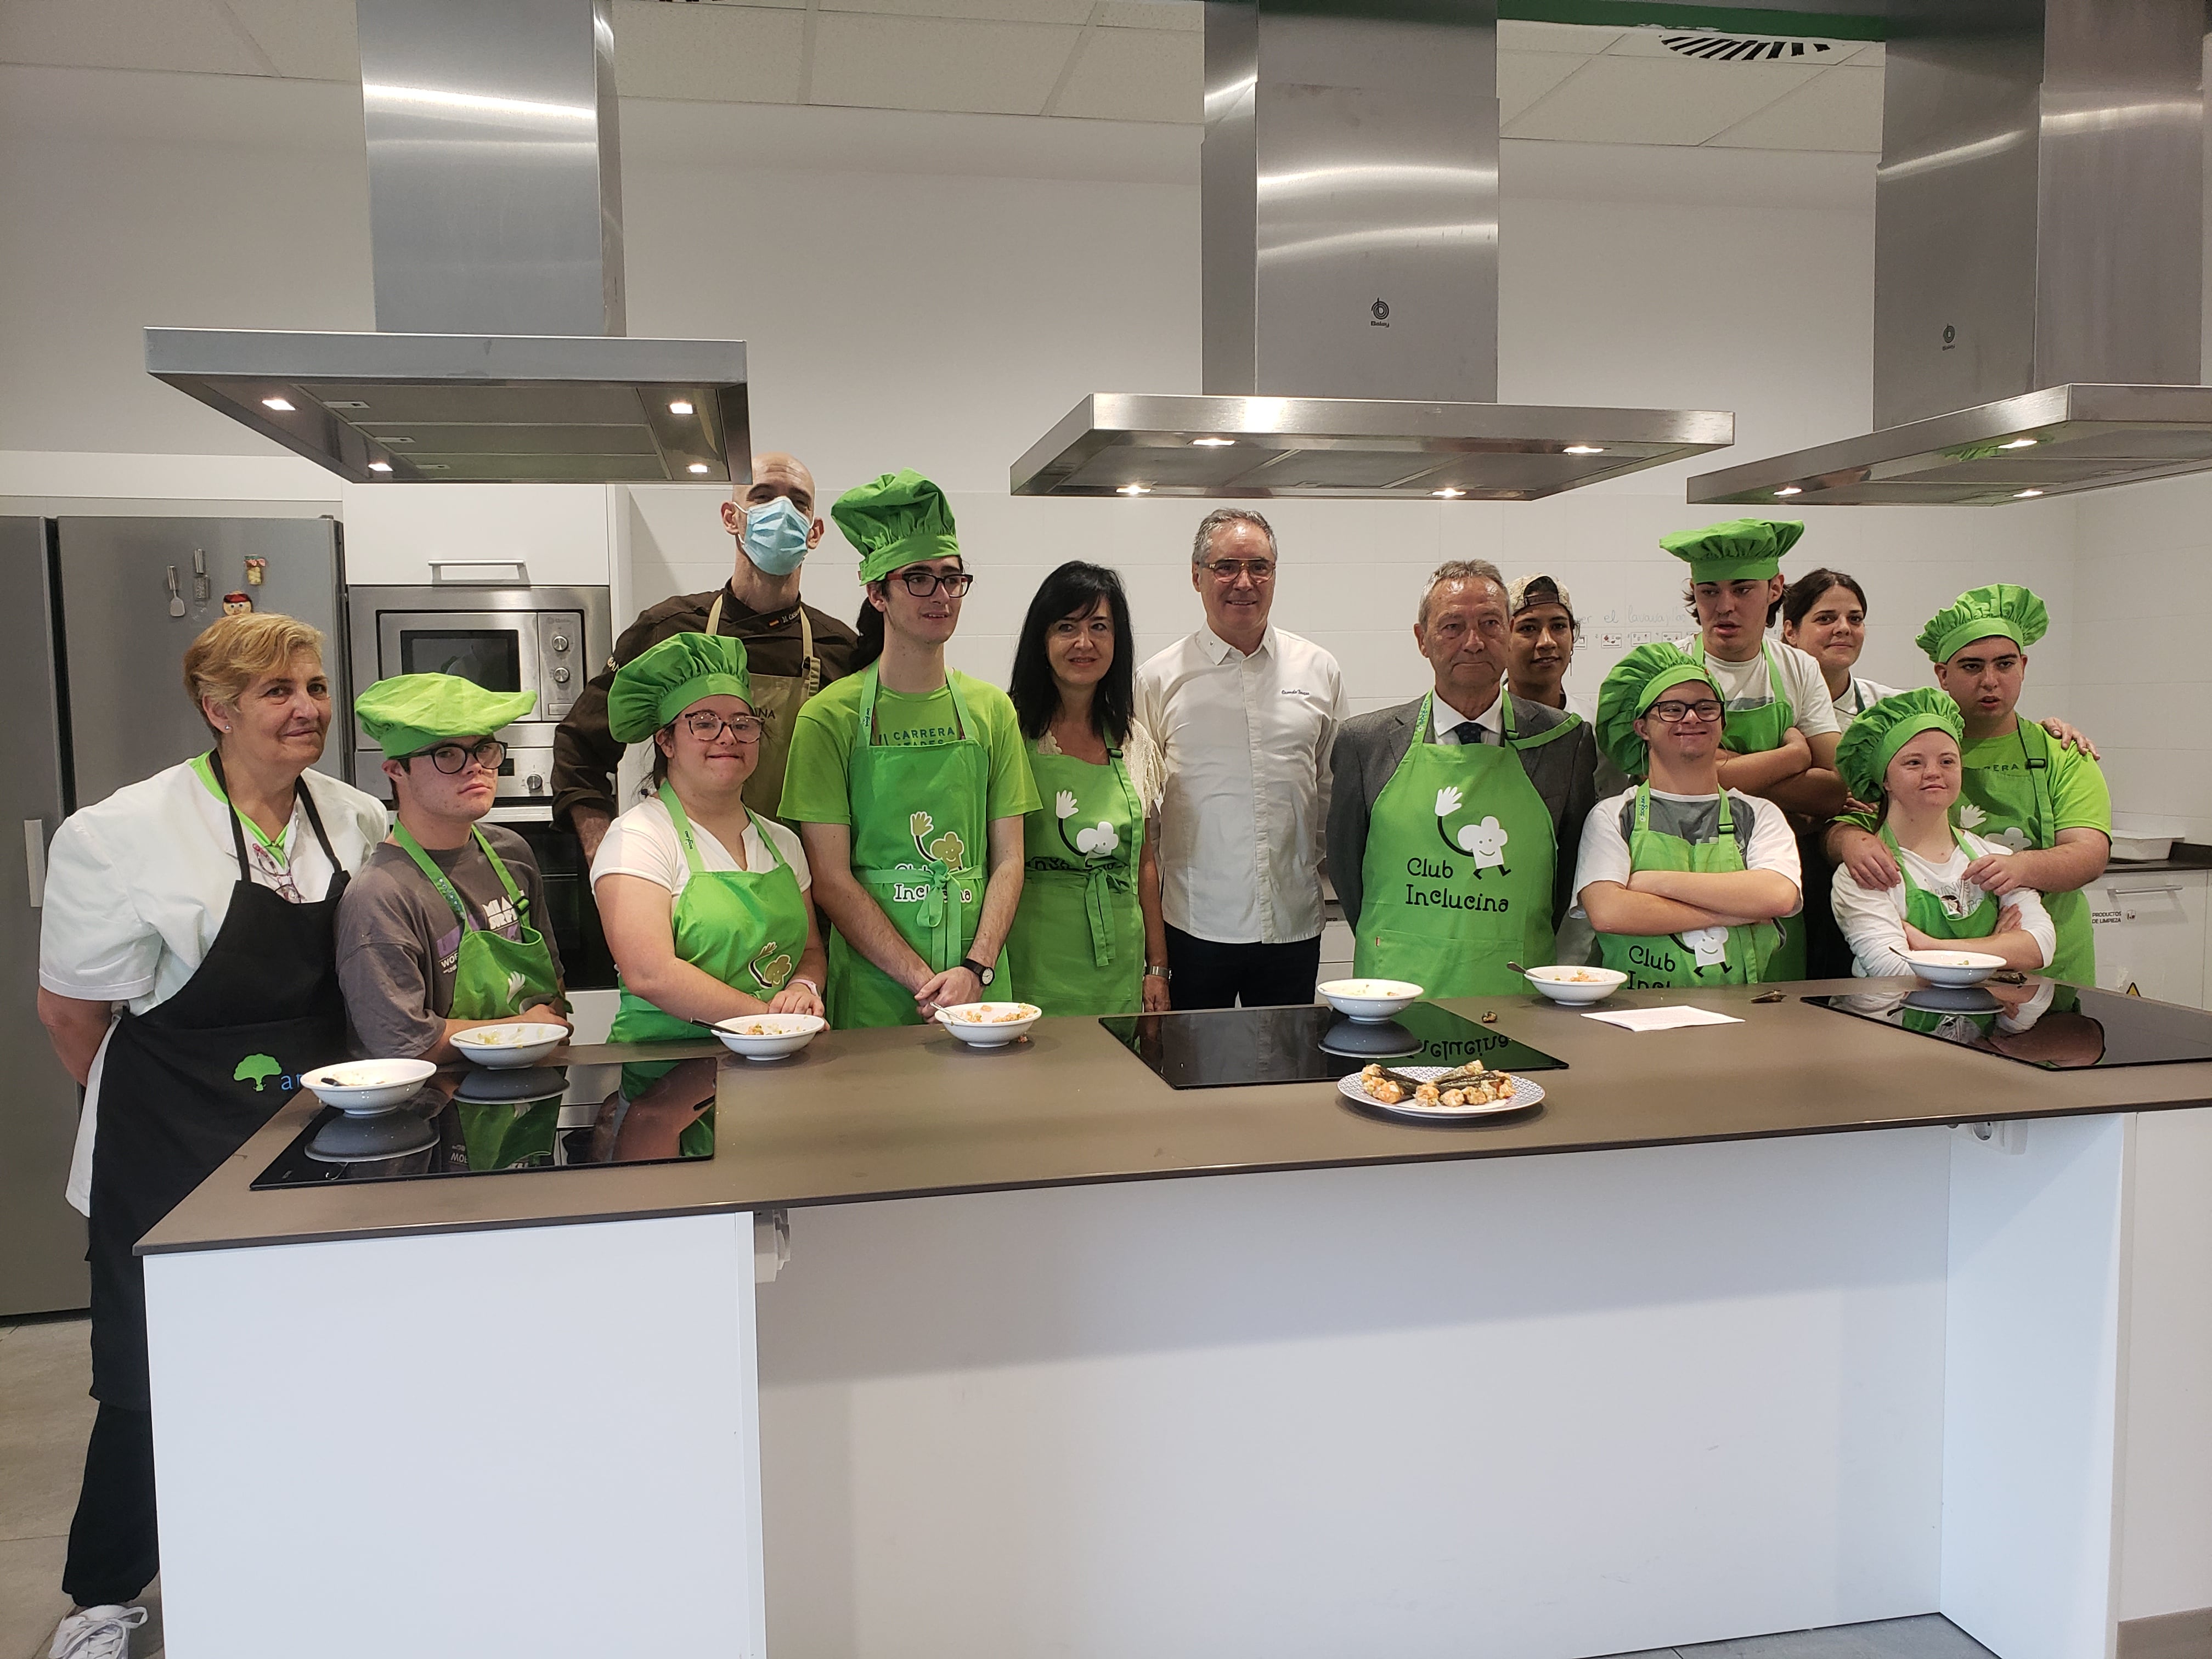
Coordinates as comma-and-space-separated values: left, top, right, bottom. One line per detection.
35, 612, 384, 1654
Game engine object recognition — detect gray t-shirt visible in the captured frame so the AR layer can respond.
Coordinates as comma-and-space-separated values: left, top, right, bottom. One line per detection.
335, 825, 564, 1059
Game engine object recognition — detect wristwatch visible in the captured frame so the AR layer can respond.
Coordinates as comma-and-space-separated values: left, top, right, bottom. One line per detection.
1143, 964, 1172, 980
958, 956, 996, 988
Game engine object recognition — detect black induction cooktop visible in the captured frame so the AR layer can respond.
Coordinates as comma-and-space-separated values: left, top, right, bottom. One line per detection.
1804, 983, 2212, 1070
1101, 1002, 1568, 1091
251, 1057, 720, 1188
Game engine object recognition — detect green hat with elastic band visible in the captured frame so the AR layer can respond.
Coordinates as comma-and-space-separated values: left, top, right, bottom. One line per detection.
1915, 583, 2049, 664
607, 633, 752, 743
1595, 642, 1720, 778
1834, 686, 1965, 802
1661, 517, 1805, 582
832, 470, 961, 585
356, 673, 537, 760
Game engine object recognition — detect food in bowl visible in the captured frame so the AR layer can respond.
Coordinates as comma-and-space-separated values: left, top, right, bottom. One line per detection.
713, 1012, 827, 1061
1902, 948, 2006, 988
944, 1003, 1041, 1024
1316, 979, 1424, 1023
1523, 964, 1629, 1006
449, 1022, 567, 1068
934, 1002, 1043, 1047
302, 1057, 437, 1114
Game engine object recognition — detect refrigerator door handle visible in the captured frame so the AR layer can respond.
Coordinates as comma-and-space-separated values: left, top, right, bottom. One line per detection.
23, 819, 45, 908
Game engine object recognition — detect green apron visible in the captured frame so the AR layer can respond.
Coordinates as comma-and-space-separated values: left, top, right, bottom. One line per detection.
1883, 825, 2001, 942
1351, 692, 1566, 997
1006, 738, 1143, 1017
607, 785, 812, 1153
392, 824, 564, 1171
830, 664, 1006, 1029
1689, 637, 1805, 979
1596, 785, 1781, 989
1955, 719, 2093, 985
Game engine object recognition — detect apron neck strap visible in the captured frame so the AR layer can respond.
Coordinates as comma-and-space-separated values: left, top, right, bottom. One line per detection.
205, 749, 333, 875
857, 661, 972, 745
392, 820, 516, 926
658, 781, 783, 878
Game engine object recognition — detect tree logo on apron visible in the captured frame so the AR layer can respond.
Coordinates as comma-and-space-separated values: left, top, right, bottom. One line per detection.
233, 1052, 282, 1091
1432, 786, 1511, 877
747, 940, 794, 992
909, 810, 966, 869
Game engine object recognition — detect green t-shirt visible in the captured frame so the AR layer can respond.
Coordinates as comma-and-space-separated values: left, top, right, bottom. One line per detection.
780, 667, 1041, 827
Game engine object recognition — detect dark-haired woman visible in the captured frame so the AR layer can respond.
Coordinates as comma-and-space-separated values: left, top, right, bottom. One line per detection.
1780, 568, 1902, 721
1004, 562, 1169, 1016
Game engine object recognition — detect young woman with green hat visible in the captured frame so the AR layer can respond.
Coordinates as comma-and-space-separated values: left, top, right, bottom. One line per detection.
594, 634, 826, 1139
781, 471, 1040, 1028
1574, 642, 1802, 989
1829, 686, 2054, 978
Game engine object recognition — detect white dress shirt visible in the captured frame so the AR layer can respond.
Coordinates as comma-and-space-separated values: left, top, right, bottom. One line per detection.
1136, 624, 1345, 944
1432, 690, 1505, 745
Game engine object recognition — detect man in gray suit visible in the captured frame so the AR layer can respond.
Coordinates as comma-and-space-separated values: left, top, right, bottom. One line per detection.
1327, 560, 1601, 992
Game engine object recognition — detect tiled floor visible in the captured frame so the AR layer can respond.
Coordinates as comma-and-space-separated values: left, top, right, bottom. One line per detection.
4, 1308, 1993, 1659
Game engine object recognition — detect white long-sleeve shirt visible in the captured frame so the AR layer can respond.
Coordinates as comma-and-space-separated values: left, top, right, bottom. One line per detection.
1830, 828, 2056, 978
1136, 623, 1344, 945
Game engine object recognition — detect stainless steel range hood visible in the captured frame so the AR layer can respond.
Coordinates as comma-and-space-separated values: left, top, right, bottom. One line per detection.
1012, 0, 1731, 500
1690, 0, 2208, 506
145, 0, 749, 486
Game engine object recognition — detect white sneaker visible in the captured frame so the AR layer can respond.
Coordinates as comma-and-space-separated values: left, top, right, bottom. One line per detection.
48, 1604, 148, 1659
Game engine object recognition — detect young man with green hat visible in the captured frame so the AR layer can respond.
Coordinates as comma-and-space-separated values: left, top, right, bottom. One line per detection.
1573, 642, 1802, 989
337, 675, 568, 1062
1827, 686, 2055, 979
1827, 584, 2109, 985
781, 470, 1040, 1028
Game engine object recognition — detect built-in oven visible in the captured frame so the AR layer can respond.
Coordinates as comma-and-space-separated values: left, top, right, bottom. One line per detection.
346, 582, 618, 989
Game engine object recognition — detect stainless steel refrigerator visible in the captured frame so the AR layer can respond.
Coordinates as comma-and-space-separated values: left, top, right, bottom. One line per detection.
1, 515, 346, 1315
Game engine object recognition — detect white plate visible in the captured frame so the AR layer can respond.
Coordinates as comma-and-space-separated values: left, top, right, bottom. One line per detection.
1316, 978, 1424, 1023
1524, 966, 1628, 1006
936, 1002, 1043, 1047
302, 1058, 438, 1114
714, 1013, 826, 1062
449, 1022, 568, 1068
1336, 1065, 1545, 1121
1903, 949, 2006, 988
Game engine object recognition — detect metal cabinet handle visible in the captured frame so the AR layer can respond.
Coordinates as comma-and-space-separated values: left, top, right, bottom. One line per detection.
2103, 884, 2186, 896
430, 560, 529, 586
24, 820, 46, 907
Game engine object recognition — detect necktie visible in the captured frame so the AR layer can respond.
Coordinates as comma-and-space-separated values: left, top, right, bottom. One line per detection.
1451, 721, 1486, 747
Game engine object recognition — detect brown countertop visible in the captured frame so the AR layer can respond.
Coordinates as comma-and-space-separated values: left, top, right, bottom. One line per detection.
140, 983, 2212, 1255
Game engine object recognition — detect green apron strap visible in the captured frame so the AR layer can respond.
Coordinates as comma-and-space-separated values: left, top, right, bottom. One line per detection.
392, 821, 524, 929
659, 781, 790, 882
2015, 719, 2059, 849
1501, 687, 1584, 753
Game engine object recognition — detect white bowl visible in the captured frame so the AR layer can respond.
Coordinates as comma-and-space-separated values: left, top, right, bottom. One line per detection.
1316, 978, 1424, 1023
449, 1022, 568, 1068
1904, 949, 2006, 988
1524, 964, 1629, 1006
714, 1012, 827, 1062
302, 1058, 438, 1115
935, 1002, 1042, 1047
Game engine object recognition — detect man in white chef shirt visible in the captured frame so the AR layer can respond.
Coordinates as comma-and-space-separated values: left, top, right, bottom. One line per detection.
1135, 508, 1345, 1009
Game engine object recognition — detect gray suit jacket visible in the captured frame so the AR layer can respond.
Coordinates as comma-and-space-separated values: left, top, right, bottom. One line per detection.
1327, 693, 1601, 933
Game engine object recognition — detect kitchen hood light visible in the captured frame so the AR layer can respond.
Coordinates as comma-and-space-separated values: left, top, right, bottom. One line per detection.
687, 462, 711, 474
367, 461, 393, 473
2015, 488, 2045, 498
669, 400, 694, 415
1775, 485, 1803, 496
1432, 487, 1466, 498
2001, 437, 2039, 449
1562, 444, 1605, 455
1118, 483, 1152, 495
1190, 437, 1237, 447
261, 396, 295, 411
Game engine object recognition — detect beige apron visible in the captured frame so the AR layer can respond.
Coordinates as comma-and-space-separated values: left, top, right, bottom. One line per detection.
706, 592, 822, 822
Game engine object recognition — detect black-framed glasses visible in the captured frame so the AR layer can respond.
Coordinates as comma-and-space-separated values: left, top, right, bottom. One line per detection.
1647, 698, 1724, 725
681, 711, 765, 742
423, 738, 506, 774
1201, 558, 1276, 583
893, 569, 973, 597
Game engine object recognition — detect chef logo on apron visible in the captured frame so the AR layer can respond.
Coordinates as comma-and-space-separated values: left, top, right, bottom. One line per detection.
747, 941, 794, 992
910, 809, 965, 869
1402, 787, 1515, 914
1054, 789, 1119, 859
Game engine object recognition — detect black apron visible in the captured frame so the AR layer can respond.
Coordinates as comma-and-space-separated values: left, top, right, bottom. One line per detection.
87, 755, 352, 1409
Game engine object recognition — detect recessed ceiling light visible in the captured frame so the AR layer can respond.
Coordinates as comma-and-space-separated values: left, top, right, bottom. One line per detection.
1432, 487, 1466, 499
668, 400, 694, 415
261, 396, 295, 411
2001, 437, 2039, 449
1190, 436, 1235, 447
1563, 444, 1605, 455
2014, 488, 2044, 499
1775, 485, 1803, 497
366, 461, 393, 473
1118, 483, 1151, 495
687, 462, 712, 475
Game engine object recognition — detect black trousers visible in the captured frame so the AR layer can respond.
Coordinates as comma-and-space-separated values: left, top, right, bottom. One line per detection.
62, 1402, 159, 1608
1165, 924, 1323, 1011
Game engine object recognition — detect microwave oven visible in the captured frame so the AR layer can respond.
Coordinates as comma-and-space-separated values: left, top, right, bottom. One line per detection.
346, 583, 613, 807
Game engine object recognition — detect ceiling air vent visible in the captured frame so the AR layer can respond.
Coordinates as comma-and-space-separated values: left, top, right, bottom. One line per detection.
1662, 33, 1837, 62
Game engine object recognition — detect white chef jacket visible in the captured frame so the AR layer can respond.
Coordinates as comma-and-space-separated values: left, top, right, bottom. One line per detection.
1136, 624, 1345, 945
37, 758, 387, 1214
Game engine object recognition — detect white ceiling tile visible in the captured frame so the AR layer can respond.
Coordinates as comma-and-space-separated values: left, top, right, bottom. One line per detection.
1498, 49, 1582, 127
1505, 53, 1822, 146
809, 13, 1081, 114
1050, 25, 1200, 121
1097, 0, 1201, 30
822, 0, 1091, 23
215, 0, 355, 80
1497, 20, 1618, 55
1604, 25, 1855, 66
615, 2, 804, 102
1705, 62, 1883, 153
0, 0, 274, 75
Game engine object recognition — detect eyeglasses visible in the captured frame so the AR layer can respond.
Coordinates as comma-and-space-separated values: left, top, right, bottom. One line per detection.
1201, 558, 1276, 583
894, 569, 974, 597
247, 842, 303, 904
681, 711, 765, 742
422, 739, 506, 774
1647, 699, 1724, 725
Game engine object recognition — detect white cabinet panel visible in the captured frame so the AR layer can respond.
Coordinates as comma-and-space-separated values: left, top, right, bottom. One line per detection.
2089, 869, 2208, 1008
338, 483, 612, 586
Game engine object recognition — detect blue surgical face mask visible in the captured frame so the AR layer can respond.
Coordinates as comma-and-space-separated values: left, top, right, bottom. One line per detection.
741, 496, 812, 575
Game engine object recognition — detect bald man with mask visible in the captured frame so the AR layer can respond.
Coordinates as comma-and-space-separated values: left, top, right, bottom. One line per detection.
554, 452, 862, 856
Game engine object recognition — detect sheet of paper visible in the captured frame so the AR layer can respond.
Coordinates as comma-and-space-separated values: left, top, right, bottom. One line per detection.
1580, 1005, 1746, 1032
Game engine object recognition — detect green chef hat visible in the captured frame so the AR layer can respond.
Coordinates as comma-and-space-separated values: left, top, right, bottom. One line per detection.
833, 470, 960, 585
1661, 517, 1805, 583
356, 673, 537, 760
607, 633, 752, 743
1595, 642, 1720, 778
1915, 583, 2050, 664
1834, 686, 1965, 802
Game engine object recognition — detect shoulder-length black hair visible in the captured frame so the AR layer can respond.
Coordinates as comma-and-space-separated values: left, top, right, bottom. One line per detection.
1008, 561, 1136, 745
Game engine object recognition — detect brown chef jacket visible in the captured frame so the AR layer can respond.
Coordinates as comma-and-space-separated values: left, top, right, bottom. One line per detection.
550, 585, 861, 833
